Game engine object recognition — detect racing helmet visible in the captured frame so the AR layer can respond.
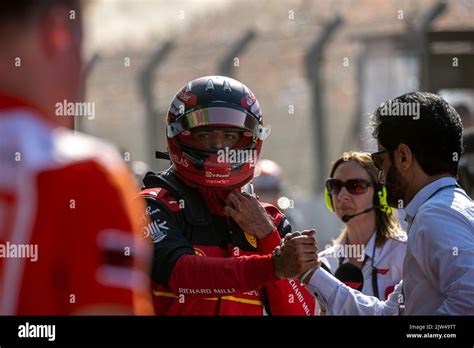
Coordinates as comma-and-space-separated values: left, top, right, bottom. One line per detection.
166, 76, 270, 189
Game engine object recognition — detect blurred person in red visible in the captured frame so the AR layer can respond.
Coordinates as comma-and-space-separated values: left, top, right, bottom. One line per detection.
253, 159, 306, 231
0, 0, 152, 315
139, 76, 317, 315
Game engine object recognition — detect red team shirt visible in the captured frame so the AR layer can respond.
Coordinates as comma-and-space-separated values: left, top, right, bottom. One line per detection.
0, 94, 152, 315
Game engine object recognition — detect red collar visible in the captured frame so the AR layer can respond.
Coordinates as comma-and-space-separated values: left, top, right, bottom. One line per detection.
197, 187, 233, 216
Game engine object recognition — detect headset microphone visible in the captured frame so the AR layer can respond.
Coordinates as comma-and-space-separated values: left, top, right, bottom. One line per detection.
342, 205, 381, 223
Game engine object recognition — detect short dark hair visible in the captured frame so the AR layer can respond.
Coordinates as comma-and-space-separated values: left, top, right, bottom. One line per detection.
371, 92, 464, 176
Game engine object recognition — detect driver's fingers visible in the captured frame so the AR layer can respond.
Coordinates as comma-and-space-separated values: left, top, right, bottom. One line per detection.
225, 192, 241, 210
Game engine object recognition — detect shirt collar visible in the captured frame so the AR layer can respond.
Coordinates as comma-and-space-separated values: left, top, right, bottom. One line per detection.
342, 231, 377, 261
403, 176, 457, 226
364, 232, 376, 259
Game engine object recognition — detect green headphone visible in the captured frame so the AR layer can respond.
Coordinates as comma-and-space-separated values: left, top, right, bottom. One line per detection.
324, 182, 393, 215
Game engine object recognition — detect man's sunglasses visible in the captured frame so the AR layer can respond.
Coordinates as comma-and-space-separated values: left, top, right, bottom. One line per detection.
371, 150, 387, 171
325, 178, 373, 195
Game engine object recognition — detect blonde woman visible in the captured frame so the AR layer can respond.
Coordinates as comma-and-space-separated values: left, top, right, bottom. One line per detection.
318, 151, 406, 308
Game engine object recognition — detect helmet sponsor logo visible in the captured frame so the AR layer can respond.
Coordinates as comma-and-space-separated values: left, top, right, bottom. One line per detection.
168, 85, 197, 118
177, 85, 197, 107
241, 90, 262, 118
169, 99, 185, 117
241, 90, 256, 108
171, 153, 189, 167
204, 178, 230, 185
205, 171, 229, 178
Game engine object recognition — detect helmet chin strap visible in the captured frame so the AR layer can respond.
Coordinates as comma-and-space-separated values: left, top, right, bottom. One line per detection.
155, 151, 170, 160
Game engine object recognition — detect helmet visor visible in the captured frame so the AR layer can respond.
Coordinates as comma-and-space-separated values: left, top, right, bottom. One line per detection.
167, 107, 269, 140
178, 126, 254, 151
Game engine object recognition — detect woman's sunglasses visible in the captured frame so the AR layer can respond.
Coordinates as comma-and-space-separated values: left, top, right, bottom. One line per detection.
326, 178, 373, 195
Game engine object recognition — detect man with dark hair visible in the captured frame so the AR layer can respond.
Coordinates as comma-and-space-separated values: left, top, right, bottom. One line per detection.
284, 92, 474, 315
372, 92, 463, 178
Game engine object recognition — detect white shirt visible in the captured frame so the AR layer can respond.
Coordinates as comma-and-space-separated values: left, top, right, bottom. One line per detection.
307, 177, 474, 315
318, 232, 406, 300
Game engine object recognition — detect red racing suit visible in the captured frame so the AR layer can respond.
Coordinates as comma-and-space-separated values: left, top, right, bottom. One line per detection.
0, 94, 152, 315
138, 169, 315, 315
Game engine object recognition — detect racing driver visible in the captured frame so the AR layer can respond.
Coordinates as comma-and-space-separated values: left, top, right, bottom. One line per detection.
138, 76, 317, 315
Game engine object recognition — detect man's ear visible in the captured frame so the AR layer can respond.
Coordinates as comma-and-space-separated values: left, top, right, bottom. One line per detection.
396, 143, 413, 172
